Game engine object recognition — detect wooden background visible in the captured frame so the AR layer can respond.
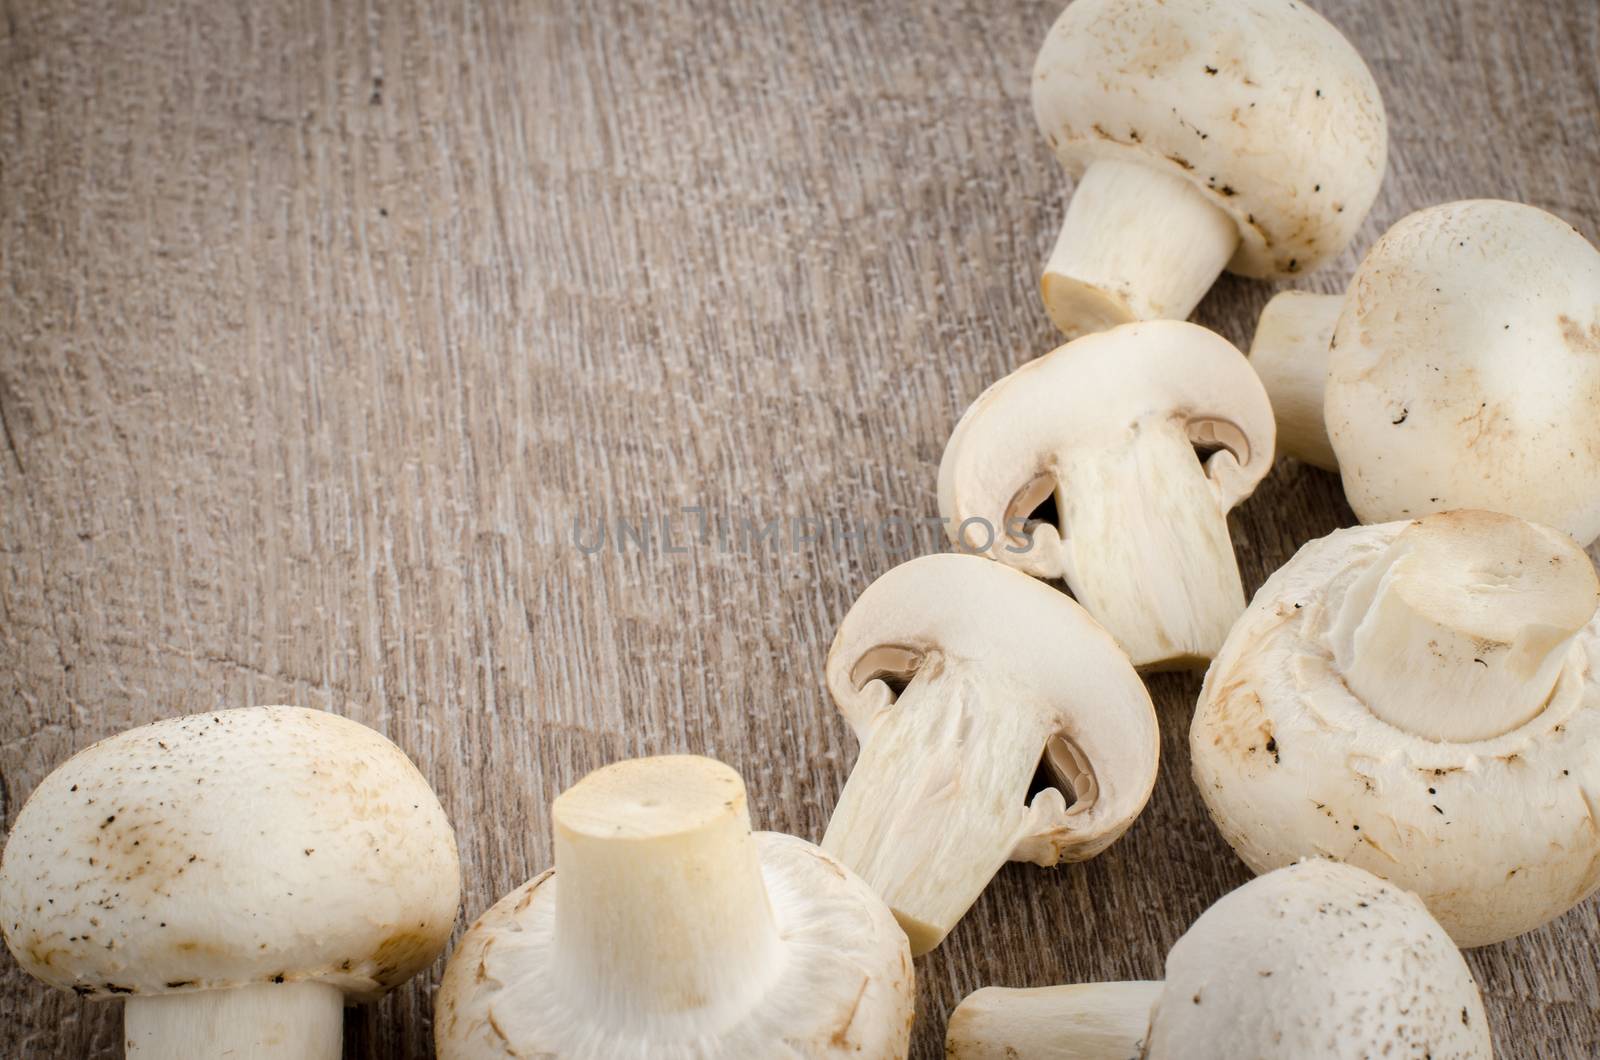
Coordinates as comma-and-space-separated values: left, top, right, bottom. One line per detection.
2, 0, 1598, 1056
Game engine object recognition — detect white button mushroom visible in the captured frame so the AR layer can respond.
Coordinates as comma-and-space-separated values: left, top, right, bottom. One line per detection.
1251, 199, 1600, 545
820, 553, 1158, 955
946, 859, 1491, 1060
1193, 510, 1600, 946
1032, 0, 1387, 338
434, 754, 914, 1059
0, 705, 461, 1059
938, 321, 1275, 669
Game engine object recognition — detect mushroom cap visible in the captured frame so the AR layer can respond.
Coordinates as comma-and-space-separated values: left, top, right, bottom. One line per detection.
1325, 200, 1600, 545
0, 706, 461, 1002
1192, 519, 1600, 945
826, 552, 1158, 862
938, 321, 1274, 561
434, 832, 914, 1058
1033, 0, 1386, 279
1145, 860, 1490, 1059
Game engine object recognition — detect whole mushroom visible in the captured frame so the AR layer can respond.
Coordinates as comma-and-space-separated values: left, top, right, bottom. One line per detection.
946, 859, 1491, 1059
820, 553, 1158, 955
1032, 0, 1386, 337
938, 321, 1275, 668
1193, 509, 1600, 946
1251, 199, 1600, 545
0, 706, 461, 1059
435, 754, 914, 1058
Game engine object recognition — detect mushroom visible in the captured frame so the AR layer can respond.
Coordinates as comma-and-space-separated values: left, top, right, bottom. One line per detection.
946, 859, 1491, 1059
938, 320, 1275, 669
435, 754, 914, 1058
0, 705, 461, 1059
1031, 0, 1386, 338
820, 553, 1158, 955
1250, 199, 1600, 545
1192, 509, 1600, 946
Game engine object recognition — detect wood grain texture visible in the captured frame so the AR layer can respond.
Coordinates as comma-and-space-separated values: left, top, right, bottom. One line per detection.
1, 0, 1598, 1056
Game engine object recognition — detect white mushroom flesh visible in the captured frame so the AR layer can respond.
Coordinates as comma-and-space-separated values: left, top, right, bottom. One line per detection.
821, 553, 1158, 954
938, 321, 1275, 668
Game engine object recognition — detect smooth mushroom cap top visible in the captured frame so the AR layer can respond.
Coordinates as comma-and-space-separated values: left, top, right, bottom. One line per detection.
1146, 860, 1491, 1059
938, 321, 1275, 553
826, 552, 1158, 861
1325, 199, 1600, 545
0, 706, 461, 1002
1033, 0, 1386, 278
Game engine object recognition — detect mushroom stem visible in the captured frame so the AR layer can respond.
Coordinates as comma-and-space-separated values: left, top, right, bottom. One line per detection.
946, 982, 1162, 1059
1043, 159, 1239, 338
1249, 290, 1342, 470
822, 662, 1065, 955
551, 756, 783, 1032
1330, 512, 1600, 742
1051, 419, 1246, 668
124, 982, 345, 1059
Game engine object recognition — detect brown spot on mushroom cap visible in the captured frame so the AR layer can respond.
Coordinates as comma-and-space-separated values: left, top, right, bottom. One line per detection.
1559, 314, 1600, 355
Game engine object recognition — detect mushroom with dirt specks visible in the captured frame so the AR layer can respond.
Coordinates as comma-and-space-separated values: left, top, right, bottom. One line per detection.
820, 553, 1158, 955
938, 321, 1274, 669
1032, 0, 1386, 337
1251, 200, 1600, 546
946, 860, 1490, 1059
435, 755, 914, 1058
1193, 509, 1600, 946
0, 706, 461, 1059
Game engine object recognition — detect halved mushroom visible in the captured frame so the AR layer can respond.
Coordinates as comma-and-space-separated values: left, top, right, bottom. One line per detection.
0, 706, 461, 1059
1032, 0, 1386, 337
436, 755, 914, 1058
947, 860, 1491, 1059
1251, 199, 1600, 546
938, 321, 1275, 668
821, 553, 1158, 955
1193, 509, 1600, 946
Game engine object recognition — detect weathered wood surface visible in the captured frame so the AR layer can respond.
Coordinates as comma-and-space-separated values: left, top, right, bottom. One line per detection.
2, 0, 1598, 1056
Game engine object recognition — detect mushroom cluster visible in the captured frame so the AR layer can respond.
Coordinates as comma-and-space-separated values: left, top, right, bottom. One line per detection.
6, 0, 1600, 1056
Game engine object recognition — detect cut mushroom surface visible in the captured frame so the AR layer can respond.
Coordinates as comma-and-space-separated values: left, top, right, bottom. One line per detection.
821, 553, 1158, 955
938, 320, 1275, 669
435, 755, 914, 1059
1251, 199, 1600, 546
947, 860, 1491, 1060
1193, 510, 1600, 946
0, 706, 461, 1060
1032, 0, 1386, 336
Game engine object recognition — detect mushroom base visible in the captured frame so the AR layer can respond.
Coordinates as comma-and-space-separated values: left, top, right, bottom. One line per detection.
1043, 159, 1239, 338
946, 982, 1160, 1060
124, 981, 345, 1059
